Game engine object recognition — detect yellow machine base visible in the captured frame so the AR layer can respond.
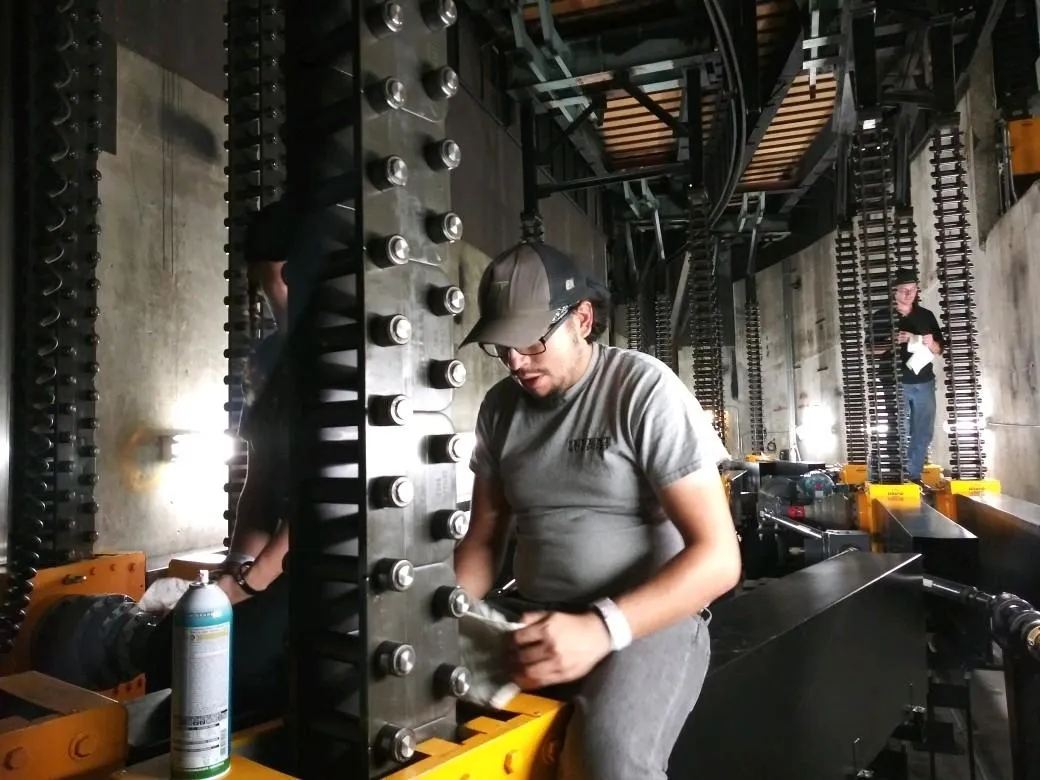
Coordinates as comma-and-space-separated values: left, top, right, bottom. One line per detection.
0, 552, 147, 701
0, 671, 128, 778
839, 463, 868, 486
935, 478, 1002, 519
857, 482, 922, 539
115, 694, 569, 780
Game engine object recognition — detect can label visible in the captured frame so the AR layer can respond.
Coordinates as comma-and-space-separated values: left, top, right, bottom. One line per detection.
171, 621, 232, 779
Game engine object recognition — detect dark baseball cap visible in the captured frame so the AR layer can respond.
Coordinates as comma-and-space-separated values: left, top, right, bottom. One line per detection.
460, 241, 609, 349
892, 267, 917, 286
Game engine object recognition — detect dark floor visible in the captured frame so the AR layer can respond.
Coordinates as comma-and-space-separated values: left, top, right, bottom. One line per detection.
907, 669, 1011, 780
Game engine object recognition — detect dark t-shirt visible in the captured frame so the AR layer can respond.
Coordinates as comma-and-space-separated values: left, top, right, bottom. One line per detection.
239, 333, 291, 516
896, 304, 944, 384
868, 303, 944, 384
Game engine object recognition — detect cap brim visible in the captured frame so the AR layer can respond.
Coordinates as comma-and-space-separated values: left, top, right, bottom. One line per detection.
460, 310, 555, 349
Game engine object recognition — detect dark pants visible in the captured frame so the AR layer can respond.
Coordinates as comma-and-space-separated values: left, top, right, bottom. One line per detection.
903, 379, 937, 480
144, 575, 290, 715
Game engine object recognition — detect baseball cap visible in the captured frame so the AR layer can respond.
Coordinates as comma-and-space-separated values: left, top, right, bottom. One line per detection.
892, 267, 917, 286
460, 241, 610, 349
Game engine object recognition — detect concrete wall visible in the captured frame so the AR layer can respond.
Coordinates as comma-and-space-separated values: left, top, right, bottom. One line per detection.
732, 237, 842, 463
95, 45, 229, 559
744, 42, 1040, 501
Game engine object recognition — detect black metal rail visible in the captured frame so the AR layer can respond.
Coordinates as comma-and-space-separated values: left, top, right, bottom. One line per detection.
852, 126, 905, 484
654, 293, 676, 372
5, 0, 103, 651
835, 225, 867, 465
626, 298, 643, 351
281, 1, 467, 775
745, 275, 765, 454
931, 127, 985, 480
686, 191, 725, 441
223, 1, 286, 537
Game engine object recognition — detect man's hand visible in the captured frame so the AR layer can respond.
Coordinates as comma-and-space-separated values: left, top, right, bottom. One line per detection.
898, 331, 911, 344
509, 611, 612, 689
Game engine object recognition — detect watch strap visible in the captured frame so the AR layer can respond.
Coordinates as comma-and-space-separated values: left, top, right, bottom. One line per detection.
233, 560, 263, 596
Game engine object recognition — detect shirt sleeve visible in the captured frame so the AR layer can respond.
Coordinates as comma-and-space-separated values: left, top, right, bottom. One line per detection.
928, 310, 945, 352
628, 363, 731, 492
469, 396, 500, 480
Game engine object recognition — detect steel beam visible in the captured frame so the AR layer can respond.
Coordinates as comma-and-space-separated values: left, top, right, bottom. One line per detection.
930, 18, 958, 121
537, 162, 686, 196
509, 5, 608, 175
282, 2, 467, 775
616, 73, 688, 136
670, 552, 927, 779
512, 35, 716, 93
851, 7, 879, 116
740, 8, 805, 172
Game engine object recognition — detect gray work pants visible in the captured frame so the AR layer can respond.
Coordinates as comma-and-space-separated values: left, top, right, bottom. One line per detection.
486, 596, 712, 780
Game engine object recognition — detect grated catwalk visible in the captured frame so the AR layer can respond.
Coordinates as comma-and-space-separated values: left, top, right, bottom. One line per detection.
5, 0, 104, 650
931, 126, 985, 480
686, 193, 725, 442
852, 127, 905, 483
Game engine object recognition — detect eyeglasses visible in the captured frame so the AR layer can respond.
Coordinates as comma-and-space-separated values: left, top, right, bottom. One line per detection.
479, 306, 574, 360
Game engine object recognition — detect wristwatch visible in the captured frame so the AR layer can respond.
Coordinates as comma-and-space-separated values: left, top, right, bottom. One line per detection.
229, 560, 263, 596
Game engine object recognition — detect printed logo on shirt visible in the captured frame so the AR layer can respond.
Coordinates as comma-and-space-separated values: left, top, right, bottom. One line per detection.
567, 437, 612, 455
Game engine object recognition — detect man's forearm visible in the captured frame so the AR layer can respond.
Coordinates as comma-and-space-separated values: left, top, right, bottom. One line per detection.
614, 536, 741, 640
227, 528, 272, 561
454, 543, 498, 601
227, 474, 278, 560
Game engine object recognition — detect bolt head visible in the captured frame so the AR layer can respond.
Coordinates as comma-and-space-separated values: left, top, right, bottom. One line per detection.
390, 559, 415, 590
387, 315, 412, 344
440, 212, 463, 242
385, 157, 408, 187
446, 510, 470, 539
449, 588, 471, 617
446, 360, 467, 387
444, 286, 465, 314
394, 729, 416, 761
388, 476, 414, 506
391, 643, 416, 676
382, 78, 405, 109
385, 235, 410, 265
449, 666, 471, 696
382, 1, 404, 31
389, 395, 413, 424
441, 139, 461, 168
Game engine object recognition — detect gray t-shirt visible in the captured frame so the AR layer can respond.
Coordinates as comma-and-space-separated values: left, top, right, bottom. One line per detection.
470, 343, 730, 605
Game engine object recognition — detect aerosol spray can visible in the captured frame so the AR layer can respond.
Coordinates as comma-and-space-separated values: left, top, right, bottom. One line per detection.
170, 569, 232, 779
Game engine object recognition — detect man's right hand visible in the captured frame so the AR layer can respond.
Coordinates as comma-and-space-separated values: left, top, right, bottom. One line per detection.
897, 331, 910, 344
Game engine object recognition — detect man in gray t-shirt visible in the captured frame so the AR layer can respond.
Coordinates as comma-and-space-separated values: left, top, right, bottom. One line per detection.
456, 241, 741, 780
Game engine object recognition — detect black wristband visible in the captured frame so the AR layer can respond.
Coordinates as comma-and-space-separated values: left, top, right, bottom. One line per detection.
233, 560, 263, 596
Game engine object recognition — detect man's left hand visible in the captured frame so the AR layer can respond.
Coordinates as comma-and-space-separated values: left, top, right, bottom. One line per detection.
509, 611, 612, 689
922, 334, 934, 349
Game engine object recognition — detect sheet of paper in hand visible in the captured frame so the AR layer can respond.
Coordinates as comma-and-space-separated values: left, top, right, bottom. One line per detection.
906, 334, 934, 375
